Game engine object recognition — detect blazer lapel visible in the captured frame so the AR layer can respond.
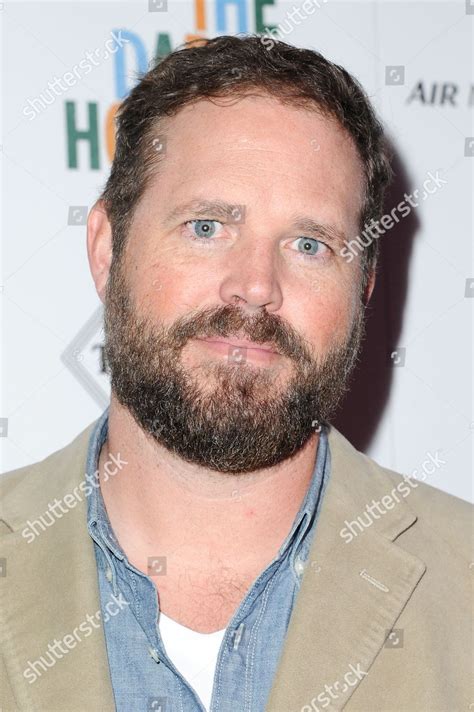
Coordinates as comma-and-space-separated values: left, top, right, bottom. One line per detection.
265, 427, 427, 712
0, 422, 116, 711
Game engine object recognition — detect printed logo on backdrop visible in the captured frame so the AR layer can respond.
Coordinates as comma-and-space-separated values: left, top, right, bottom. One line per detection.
385, 70, 473, 108
405, 80, 474, 107
61, 307, 110, 408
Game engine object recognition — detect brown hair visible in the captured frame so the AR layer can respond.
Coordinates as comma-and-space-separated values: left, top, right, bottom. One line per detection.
101, 33, 393, 282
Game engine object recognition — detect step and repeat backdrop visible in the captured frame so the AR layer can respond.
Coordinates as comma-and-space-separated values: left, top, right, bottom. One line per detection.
1, 0, 472, 501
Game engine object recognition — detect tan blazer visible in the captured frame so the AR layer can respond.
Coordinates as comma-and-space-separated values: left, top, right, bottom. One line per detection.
0, 420, 472, 711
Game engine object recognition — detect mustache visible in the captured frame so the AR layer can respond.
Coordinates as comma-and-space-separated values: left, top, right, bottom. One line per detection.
168, 303, 313, 363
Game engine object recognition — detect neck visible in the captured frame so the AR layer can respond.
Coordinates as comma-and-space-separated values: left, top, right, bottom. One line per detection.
98, 395, 320, 575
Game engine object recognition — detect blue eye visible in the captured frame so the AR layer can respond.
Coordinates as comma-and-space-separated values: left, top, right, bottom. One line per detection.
187, 219, 222, 239
294, 237, 326, 257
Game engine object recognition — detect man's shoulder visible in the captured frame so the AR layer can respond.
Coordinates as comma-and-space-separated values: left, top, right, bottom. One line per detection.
328, 426, 472, 558
0, 419, 97, 530
380, 460, 472, 557
380, 458, 472, 515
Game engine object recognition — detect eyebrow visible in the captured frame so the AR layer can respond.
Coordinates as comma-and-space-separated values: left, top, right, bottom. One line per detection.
164, 200, 240, 226
288, 214, 347, 248
163, 199, 347, 247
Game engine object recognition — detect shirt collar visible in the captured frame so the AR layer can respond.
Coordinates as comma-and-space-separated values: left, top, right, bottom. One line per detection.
277, 425, 330, 562
86, 406, 125, 562
86, 407, 330, 565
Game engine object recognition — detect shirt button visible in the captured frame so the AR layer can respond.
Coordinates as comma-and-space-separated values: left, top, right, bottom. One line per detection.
294, 556, 306, 576
148, 647, 160, 663
105, 566, 113, 582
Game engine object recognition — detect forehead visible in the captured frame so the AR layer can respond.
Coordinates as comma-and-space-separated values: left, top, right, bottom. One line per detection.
140, 93, 365, 231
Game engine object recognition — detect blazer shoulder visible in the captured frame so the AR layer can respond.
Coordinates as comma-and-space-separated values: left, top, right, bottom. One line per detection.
328, 426, 472, 559
384, 464, 472, 543
380, 459, 472, 514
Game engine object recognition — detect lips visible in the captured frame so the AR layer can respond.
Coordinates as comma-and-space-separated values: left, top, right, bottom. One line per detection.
197, 337, 280, 354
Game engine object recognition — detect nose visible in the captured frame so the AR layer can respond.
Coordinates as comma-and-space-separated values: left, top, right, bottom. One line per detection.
219, 237, 283, 314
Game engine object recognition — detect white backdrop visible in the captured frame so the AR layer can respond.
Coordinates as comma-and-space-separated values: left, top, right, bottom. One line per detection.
1, 0, 473, 502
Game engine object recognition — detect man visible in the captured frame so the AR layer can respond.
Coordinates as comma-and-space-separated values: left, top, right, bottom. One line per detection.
1, 34, 471, 712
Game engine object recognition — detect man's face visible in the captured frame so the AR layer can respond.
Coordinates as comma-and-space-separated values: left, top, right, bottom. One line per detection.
103, 94, 368, 473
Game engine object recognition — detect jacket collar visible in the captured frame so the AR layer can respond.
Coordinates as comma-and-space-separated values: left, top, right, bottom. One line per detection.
0, 420, 426, 711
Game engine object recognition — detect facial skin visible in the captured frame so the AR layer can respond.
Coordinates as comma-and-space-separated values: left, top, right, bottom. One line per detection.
87, 93, 375, 630
92, 94, 372, 474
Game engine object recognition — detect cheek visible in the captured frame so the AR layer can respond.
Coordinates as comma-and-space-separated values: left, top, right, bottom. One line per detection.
290, 274, 360, 354
130, 259, 217, 323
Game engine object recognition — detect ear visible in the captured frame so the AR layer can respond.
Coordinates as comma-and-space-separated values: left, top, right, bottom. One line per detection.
87, 199, 113, 304
363, 265, 377, 305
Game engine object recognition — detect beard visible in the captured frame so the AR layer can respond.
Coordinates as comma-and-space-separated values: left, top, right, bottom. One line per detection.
103, 257, 366, 474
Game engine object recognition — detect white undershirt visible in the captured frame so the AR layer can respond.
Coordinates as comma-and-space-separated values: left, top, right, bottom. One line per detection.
158, 611, 227, 711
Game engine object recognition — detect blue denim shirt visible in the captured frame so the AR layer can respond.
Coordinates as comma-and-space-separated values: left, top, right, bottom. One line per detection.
86, 407, 330, 712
